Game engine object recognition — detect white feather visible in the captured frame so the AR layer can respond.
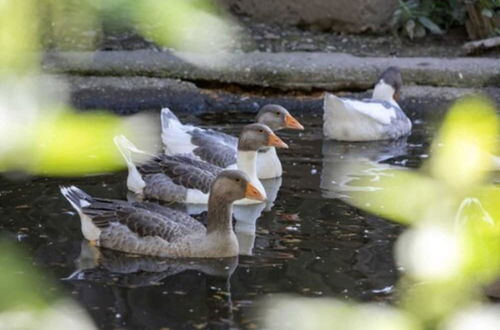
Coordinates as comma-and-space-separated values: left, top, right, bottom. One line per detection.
372, 80, 396, 102
257, 147, 282, 179
225, 163, 237, 170
235, 150, 267, 204
160, 108, 198, 155
60, 187, 101, 241
113, 136, 146, 194
186, 189, 209, 204
323, 93, 397, 141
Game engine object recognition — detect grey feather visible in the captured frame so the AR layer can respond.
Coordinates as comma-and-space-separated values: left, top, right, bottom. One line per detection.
189, 129, 238, 168
139, 155, 218, 194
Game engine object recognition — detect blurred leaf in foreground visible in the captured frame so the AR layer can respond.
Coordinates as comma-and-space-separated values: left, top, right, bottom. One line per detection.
0, 241, 96, 330
0, 77, 159, 176
349, 96, 498, 225
264, 296, 420, 330
0, 0, 39, 74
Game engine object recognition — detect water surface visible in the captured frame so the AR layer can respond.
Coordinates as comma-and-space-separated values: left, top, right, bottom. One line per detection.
0, 110, 436, 329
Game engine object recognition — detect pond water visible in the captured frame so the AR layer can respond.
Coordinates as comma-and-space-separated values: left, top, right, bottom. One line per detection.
0, 109, 439, 329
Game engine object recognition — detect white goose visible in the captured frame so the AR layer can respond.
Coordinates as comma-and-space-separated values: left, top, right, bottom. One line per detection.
161, 104, 303, 179
323, 67, 411, 141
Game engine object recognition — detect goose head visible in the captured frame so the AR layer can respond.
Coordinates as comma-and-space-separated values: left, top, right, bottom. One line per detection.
372, 67, 403, 103
238, 123, 288, 151
256, 104, 304, 131
211, 170, 265, 203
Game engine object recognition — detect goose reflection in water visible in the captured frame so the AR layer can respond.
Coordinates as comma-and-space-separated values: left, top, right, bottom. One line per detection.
320, 138, 409, 200
66, 241, 238, 329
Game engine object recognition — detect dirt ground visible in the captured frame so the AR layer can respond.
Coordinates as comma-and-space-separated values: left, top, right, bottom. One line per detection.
45, 14, 500, 58
86, 17, 500, 58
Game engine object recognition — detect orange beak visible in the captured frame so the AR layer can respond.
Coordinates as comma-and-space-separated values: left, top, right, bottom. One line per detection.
245, 182, 265, 201
284, 113, 304, 130
268, 132, 288, 148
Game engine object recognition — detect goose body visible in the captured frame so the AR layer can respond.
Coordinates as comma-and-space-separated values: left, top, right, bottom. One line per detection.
116, 124, 287, 205
323, 67, 411, 141
60, 170, 264, 258
161, 104, 302, 179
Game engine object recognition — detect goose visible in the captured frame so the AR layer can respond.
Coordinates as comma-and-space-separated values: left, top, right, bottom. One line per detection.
323, 67, 412, 141
60, 170, 265, 258
161, 104, 303, 179
115, 124, 288, 204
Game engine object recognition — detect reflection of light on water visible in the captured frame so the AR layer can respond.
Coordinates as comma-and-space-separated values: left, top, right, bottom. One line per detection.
321, 159, 403, 200
320, 139, 408, 200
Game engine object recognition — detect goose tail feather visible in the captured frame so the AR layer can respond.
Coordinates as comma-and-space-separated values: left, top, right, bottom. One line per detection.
60, 185, 93, 213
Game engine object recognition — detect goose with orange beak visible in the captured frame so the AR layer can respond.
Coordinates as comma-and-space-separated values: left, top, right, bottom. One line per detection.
161, 104, 302, 179
60, 170, 264, 258
115, 124, 287, 205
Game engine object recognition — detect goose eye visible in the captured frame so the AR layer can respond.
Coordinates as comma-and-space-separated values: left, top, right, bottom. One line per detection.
276, 111, 281, 115
259, 129, 264, 133
235, 178, 240, 182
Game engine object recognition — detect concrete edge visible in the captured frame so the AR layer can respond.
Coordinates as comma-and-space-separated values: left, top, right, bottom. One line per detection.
42, 50, 500, 91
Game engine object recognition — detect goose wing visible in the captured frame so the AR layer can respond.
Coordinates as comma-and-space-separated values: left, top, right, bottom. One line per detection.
139, 155, 217, 194
81, 198, 204, 241
342, 98, 399, 125
191, 128, 238, 149
189, 129, 238, 168
160, 108, 238, 165
131, 201, 206, 232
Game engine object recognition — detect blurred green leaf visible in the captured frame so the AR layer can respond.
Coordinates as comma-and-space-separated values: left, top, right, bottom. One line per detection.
430, 97, 498, 190
0, 0, 39, 74
133, 0, 238, 54
0, 241, 57, 311
350, 169, 440, 224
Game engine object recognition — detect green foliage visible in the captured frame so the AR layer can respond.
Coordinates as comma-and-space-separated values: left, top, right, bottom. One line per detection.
0, 241, 57, 311
391, 0, 500, 39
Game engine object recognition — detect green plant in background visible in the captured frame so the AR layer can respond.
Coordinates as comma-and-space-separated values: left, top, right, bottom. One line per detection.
264, 97, 500, 329
391, 0, 500, 39
391, 0, 465, 39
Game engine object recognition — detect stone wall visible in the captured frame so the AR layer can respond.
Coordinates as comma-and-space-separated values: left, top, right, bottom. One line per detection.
217, 0, 399, 32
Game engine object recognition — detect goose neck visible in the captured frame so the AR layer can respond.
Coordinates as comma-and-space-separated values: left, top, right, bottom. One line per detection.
236, 150, 258, 180
372, 80, 396, 103
207, 194, 233, 234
